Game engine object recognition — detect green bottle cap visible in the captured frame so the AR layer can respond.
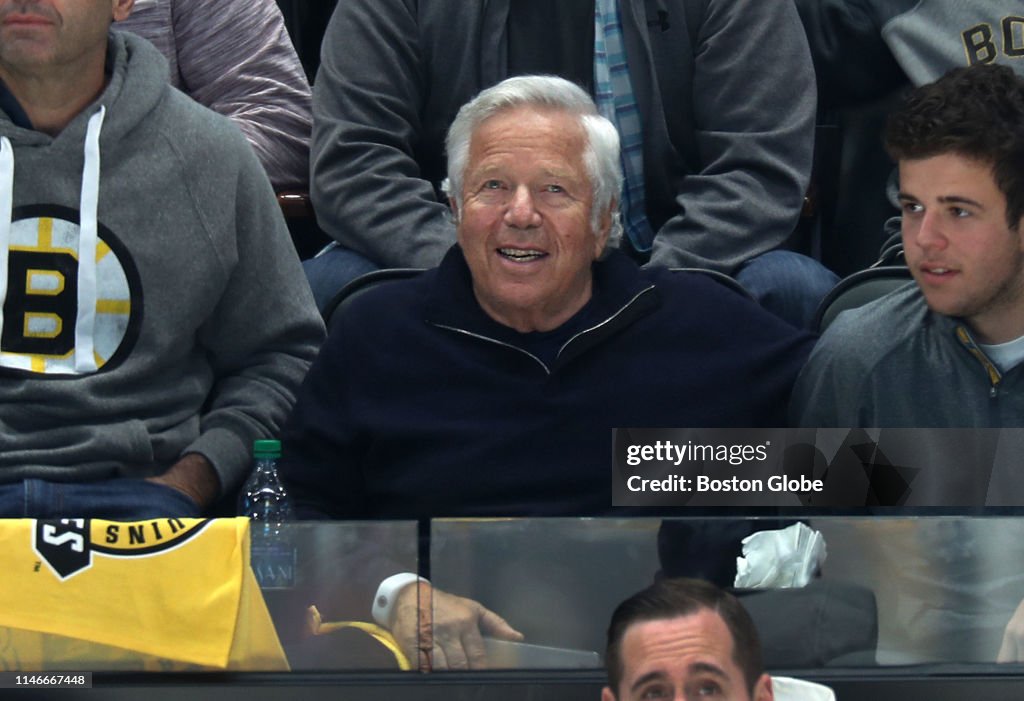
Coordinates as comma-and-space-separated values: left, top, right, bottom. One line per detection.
253, 439, 282, 457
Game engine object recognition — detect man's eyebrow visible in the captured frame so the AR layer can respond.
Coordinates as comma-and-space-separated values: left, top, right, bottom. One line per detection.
630, 671, 666, 693
690, 661, 729, 679
470, 164, 503, 175
540, 167, 577, 179
938, 195, 985, 208
628, 663, 729, 694
897, 192, 985, 209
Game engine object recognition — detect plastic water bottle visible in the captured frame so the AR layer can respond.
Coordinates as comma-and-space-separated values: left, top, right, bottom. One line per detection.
239, 439, 296, 589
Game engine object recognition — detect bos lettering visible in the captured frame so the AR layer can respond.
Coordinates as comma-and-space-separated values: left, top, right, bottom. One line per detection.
963, 18, 1024, 64
1007, 17, 1024, 57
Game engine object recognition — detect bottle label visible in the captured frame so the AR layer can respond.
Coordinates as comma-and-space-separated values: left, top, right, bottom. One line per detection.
250, 540, 296, 589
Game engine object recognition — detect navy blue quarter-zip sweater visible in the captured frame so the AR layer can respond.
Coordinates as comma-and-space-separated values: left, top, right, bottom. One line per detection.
281, 246, 814, 519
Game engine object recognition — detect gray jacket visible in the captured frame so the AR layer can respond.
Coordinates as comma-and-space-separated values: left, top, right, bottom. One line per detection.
311, 0, 816, 273
790, 284, 1024, 427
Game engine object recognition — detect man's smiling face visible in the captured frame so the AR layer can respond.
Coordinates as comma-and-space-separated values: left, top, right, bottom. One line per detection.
454, 106, 609, 333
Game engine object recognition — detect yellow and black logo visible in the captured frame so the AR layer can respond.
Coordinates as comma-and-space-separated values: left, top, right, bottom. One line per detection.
1, 205, 142, 376
33, 518, 211, 581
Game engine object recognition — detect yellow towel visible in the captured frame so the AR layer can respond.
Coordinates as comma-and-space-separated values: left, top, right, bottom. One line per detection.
0, 517, 287, 671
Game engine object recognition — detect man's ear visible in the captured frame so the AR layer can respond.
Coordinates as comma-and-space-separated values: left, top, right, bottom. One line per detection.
592, 200, 615, 259
600, 685, 617, 701
449, 197, 460, 224
753, 673, 774, 701
112, 0, 135, 23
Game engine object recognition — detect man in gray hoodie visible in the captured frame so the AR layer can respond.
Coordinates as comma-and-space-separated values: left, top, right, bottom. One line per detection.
0, 0, 324, 518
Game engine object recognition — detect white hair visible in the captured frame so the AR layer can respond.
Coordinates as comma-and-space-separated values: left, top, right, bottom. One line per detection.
442, 75, 623, 250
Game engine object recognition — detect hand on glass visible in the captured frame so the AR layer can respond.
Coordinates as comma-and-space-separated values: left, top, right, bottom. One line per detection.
389, 581, 524, 670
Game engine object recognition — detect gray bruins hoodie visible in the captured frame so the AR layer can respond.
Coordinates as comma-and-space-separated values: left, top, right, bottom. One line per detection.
0, 32, 324, 493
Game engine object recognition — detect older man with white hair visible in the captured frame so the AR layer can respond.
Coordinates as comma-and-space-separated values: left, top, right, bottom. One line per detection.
280, 75, 813, 667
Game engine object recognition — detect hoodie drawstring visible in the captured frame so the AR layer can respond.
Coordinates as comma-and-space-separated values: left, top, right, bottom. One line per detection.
0, 106, 105, 373
75, 105, 106, 373
0, 136, 13, 344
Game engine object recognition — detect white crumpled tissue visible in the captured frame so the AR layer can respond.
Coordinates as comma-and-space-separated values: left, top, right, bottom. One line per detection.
733, 522, 826, 589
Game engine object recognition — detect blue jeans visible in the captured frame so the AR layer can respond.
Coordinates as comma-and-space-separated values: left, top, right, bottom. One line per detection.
303, 242, 381, 314
735, 250, 839, 330
305, 242, 838, 331
0, 478, 202, 519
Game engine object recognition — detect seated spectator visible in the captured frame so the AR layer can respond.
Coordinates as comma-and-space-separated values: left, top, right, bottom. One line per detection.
0, 0, 324, 518
280, 75, 814, 667
117, 0, 312, 189
305, 0, 838, 328
282, 75, 814, 518
790, 65, 1024, 427
796, 0, 1024, 273
602, 578, 775, 701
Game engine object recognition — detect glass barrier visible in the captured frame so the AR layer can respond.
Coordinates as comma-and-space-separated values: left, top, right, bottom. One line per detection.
10, 515, 1024, 686
0, 519, 419, 673
430, 516, 1024, 671
257, 520, 420, 671
431, 518, 658, 669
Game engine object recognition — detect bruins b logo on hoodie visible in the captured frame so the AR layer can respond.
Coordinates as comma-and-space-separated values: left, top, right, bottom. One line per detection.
0, 205, 142, 375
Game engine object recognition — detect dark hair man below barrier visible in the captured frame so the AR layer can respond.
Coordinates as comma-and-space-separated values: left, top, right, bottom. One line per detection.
790, 64, 1024, 428
603, 578, 773, 701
